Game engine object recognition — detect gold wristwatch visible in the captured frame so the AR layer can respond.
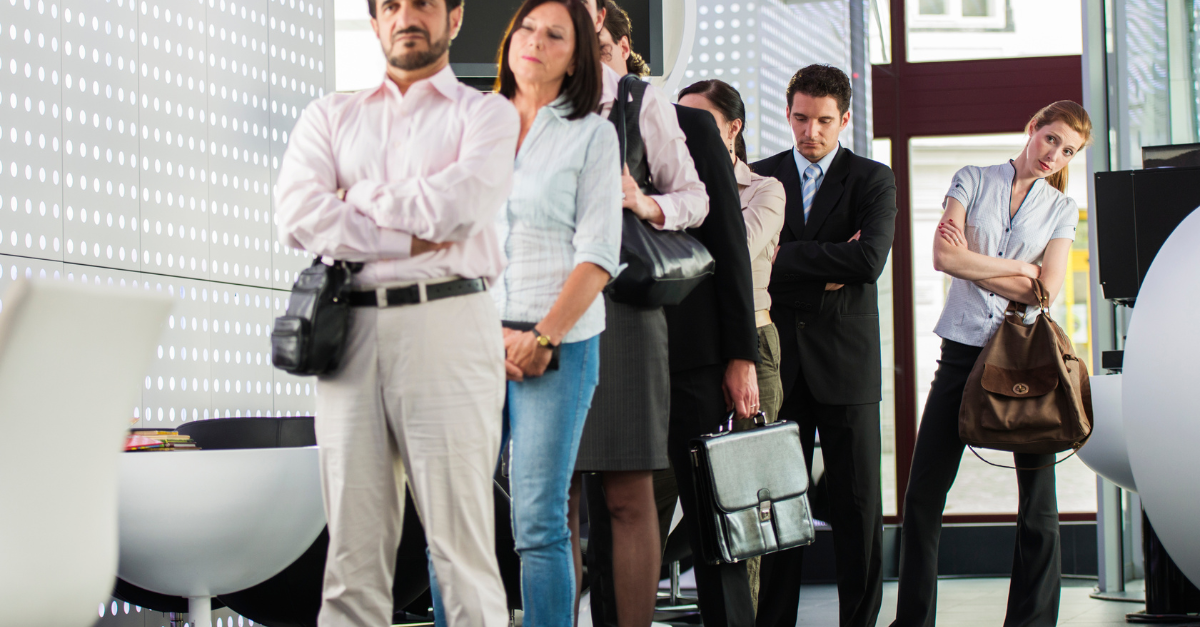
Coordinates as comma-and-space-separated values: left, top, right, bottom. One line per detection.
532, 327, 555, 349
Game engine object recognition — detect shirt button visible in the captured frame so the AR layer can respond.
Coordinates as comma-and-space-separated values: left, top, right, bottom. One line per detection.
989, 314, 994, 319
998, 251, 1004, 256
989, 293, 994, 297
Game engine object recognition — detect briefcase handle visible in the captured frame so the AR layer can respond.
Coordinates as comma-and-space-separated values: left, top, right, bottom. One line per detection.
717, 411, 769, 434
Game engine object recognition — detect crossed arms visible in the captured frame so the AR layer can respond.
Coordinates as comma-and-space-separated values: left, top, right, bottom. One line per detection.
933, 198, 1071, 307
275, 98, 520, 260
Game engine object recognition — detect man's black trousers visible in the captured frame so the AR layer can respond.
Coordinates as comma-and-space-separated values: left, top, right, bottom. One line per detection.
755, 376, 884, 627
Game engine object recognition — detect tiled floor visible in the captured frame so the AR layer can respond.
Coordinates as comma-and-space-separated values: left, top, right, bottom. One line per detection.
641, 578, 1143, 627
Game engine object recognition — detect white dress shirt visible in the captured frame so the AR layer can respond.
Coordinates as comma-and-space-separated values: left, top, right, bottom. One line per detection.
275, 66, 520, 287
598, 65, 709, 231
492, 98, 622, 343
792, 142, 840, 202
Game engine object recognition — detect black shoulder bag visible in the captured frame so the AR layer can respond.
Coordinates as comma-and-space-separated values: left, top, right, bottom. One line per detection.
271, 258, 362, 376
605, 74, 715, 308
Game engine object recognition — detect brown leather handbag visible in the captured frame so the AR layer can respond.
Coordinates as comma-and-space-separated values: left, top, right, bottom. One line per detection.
958, 279, 1094, 463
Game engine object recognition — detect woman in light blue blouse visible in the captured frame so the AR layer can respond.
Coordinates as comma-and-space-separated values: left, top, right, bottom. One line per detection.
493, 0, 621, 624
891, 101, 1093, 627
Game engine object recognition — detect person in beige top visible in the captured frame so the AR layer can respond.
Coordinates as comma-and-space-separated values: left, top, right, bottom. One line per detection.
679, 79, 786, 615
679, 79, 787, 423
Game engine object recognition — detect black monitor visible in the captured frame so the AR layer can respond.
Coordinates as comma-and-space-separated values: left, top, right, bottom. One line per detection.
1094, 166, 1200, 303
449, 0, 662, 79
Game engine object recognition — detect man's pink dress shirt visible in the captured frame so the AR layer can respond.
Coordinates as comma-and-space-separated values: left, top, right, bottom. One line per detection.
598, 65, 709, 231
275, 66, 520, 286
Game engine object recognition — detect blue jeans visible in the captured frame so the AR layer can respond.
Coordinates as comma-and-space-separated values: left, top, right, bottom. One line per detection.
428, 336, 600, 626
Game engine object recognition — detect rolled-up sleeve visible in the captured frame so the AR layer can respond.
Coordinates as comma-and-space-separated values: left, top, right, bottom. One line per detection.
639, 84, 709, 231
344, 95, 519, 243
1052, 197, 1079, 240
275, 101, 413, 261
572, 122, 623, 277
944, 165, 980, 212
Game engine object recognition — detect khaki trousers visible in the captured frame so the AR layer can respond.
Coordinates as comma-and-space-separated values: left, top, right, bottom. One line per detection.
314, 290, 507, 627
748, 321, 784, 614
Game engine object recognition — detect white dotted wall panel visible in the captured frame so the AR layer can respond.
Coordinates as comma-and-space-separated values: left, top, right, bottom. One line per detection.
1, 0, 63, 260
758, 0, 851, 157
208, 0, 272, 287
209, 284, 276, 417
268, 0, 326, 290
0, 254, 64, 309
139, 276, 213, 425
61, 1, 140, 269
137, 0, 211, 280
1, 0, 333, 437
686, 2, 763, 154
683, 0, 858, 161
3, 0, 332, 622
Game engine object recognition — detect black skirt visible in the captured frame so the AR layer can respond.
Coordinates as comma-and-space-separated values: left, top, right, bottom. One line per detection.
574, 294, 671, 471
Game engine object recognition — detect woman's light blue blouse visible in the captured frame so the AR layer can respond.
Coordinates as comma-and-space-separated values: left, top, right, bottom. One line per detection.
934, 162, 1079, 347
491, 98, 622, 343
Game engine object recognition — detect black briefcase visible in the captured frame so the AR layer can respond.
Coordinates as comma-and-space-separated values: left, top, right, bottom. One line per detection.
689, 414, 816, 564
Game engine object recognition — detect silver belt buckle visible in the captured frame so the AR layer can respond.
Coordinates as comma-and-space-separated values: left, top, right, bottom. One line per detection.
375, 287, 388, 308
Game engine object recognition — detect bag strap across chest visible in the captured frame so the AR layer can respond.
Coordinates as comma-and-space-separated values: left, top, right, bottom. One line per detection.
608, 74, 660, 197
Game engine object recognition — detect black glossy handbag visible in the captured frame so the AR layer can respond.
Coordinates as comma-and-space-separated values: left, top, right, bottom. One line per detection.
606, 74, 715, 307
271, 258, 362, 376
690, 414, 816, 564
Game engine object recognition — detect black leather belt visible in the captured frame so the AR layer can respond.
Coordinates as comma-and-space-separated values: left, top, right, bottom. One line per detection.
348, 278, 487, 307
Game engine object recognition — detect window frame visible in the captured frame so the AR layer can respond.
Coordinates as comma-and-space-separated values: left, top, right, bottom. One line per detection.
873, 0, 1090, 524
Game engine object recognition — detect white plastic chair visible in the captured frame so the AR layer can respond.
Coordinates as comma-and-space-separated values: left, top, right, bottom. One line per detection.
0, 280, 173, 627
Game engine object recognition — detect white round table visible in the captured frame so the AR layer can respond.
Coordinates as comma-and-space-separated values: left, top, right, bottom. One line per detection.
117, 447, 325, 627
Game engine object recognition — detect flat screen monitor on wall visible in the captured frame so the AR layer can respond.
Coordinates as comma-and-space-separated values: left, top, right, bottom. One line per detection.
449, 0, 662, 78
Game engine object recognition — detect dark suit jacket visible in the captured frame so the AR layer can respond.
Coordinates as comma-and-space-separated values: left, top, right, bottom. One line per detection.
751, 147, 897, 405
662, 105, 759, 373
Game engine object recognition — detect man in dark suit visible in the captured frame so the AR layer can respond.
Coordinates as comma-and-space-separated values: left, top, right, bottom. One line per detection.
751, 64, 897, 627
586, 103, 762, 627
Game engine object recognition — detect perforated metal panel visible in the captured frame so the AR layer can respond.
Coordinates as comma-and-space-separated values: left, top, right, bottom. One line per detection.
1, 0, 333, 429
268, 0, 326, 290
137, 0, 210, 279
60, 1, 140, 269
1, 0, 63, 260
0, 253, 64, 302
2, 0, 331, 623
138, 276, 213, 425
208, 0, 272, 287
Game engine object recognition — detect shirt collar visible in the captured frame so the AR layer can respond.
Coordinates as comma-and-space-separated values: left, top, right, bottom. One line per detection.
599, 64, 621, 108
545, 94, 574, 122
373, 64, 459, 102
793, 142, 840, 179
734, 158, 753, 188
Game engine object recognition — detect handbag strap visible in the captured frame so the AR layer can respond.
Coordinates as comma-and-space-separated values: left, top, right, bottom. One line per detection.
967, 444, 1080, 471
1004, 277, 1050, 318
312, 256, 365, 274
619, 74, 638, 165
614, 74, 639, 167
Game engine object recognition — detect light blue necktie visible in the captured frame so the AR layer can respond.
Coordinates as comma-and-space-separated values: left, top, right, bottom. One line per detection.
802, 162, 821, 223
